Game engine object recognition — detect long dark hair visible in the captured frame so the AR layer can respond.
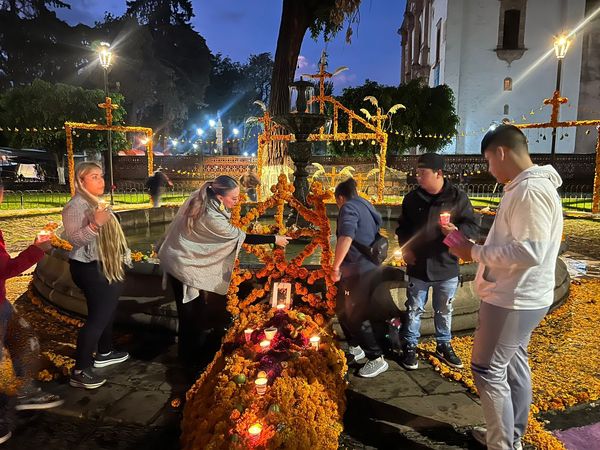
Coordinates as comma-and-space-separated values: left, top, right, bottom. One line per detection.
184, 175, 238, 232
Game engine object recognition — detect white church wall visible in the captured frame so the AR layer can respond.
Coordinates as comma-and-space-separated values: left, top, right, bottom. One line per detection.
435, 0, 585, 154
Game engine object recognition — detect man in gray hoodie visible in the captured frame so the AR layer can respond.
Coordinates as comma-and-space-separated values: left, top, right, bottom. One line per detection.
450, 124, 563, 450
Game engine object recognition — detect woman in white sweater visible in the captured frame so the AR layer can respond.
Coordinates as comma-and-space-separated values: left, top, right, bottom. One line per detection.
158, 175, 289, 377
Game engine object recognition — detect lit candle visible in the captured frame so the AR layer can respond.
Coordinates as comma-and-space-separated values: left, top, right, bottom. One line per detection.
254, 377, 268, 395
36, 230, 52, 242
244, 328, 253, 343
276, 303, 286, 310
248, 423, 262, 440
439, 212, 451, 226
264, 327, 277, 340
393, 249, 403, 259
259, 340, 270, 351
309, 335, 321, 350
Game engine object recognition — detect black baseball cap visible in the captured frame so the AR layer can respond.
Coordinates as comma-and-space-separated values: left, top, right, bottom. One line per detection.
417, 153, 445, 171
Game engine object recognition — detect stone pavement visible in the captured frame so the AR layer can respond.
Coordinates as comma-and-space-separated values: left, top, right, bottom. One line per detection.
3, 330, 487, 450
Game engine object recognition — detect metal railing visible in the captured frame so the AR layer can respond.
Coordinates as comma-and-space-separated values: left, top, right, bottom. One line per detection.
0, 183, 594, 212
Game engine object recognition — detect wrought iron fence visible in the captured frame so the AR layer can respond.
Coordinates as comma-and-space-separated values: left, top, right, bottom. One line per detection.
0, 183, 594, 212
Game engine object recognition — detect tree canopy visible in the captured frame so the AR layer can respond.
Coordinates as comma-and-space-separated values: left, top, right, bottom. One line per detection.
0, 79, 127, 166
332, 79, 459, 156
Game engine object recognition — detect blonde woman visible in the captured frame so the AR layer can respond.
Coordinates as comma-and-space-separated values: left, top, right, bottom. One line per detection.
159, 175, 289, 377
62, 161, 130, 389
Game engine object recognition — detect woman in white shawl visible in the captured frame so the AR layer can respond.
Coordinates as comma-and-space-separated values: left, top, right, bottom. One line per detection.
158, 175, 289, 374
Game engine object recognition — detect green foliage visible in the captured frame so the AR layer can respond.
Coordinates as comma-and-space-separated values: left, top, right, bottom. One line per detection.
125, 0, 194, 26
331, 79, 459, 157
0, 79, 127, 161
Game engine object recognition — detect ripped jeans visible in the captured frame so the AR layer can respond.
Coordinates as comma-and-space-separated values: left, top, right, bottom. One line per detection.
402, 276, 459, 346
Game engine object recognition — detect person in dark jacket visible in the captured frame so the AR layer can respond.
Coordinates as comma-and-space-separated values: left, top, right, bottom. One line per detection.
331, 178, 388, 378
396, 153, 478, 370
146, 169, 173, 208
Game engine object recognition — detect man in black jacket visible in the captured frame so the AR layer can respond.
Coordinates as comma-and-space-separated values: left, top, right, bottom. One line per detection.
396, 153, 478, 370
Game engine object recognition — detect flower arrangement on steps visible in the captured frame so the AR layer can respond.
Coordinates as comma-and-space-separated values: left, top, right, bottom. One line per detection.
182, 175, 347, 449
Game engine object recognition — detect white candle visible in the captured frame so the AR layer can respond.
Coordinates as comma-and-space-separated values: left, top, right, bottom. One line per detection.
276, 303, 286, 310
254, 377, 268, 395
309, 335, 321, 350
264, 327, 277, 340
244, 328, 253, 343
248, 423, 262, 440
259, 340, 270, 351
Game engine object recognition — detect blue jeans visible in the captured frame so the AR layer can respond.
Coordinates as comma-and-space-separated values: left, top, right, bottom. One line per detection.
402, 276, 459, 345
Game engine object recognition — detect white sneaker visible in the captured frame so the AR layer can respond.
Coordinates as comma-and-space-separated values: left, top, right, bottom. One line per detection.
471, 426, 487, 446
358, 356, 389, 378
348, 345, 365, 361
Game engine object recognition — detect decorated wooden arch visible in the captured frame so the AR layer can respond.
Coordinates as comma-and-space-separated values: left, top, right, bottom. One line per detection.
64, 97, 154, 196
257, 57, 389, 202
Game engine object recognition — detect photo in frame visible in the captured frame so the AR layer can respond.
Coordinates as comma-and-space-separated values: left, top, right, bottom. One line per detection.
271, 282, 292, 309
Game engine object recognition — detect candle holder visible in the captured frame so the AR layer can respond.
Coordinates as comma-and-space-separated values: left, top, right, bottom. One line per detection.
264, 327, 277, 340
244, 328, 254, 343
254, 377, 268, 395
248, 423, 262, 442
439, 212, 451, 226
36, 230, 52, 242
259, 340, 270, 351
309, 336, 321, 350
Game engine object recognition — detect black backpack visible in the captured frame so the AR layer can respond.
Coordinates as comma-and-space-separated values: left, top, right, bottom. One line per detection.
351, 232, 389, 265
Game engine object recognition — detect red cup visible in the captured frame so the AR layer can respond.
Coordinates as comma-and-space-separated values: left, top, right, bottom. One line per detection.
439, 212, 451, 226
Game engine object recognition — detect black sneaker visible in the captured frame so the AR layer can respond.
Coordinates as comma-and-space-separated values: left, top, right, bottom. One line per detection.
0, 428, 11, 445
401, 344, 419, 370
435, 342, 464, 369
93, 350, 130, 368
69, 369, 107, 389
16, 387, 64, 411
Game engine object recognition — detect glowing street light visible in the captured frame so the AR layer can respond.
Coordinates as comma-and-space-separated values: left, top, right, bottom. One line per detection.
171, 140, 178, 147
209, 119, 216, 128
98, 41, 114, 205
196, 128, 204, 136
233, 128, 239, 136
550, 33, 571, 159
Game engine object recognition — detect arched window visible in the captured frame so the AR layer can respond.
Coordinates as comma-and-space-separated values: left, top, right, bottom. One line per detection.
503, 77, 513, 91
503, 9, 520, 49
503, 104, 510, 115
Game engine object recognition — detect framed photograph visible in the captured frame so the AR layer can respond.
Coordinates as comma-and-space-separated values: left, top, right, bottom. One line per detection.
271, 282, 292, 309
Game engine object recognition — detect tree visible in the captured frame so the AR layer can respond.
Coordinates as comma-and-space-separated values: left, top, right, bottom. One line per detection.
268, 0, 361, 163
332, 79, 459, 156
0, 79, 127, 181
126, 0, 193, 26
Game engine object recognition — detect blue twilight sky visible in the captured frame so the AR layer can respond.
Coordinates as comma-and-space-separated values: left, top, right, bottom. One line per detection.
53, 0, 407, 94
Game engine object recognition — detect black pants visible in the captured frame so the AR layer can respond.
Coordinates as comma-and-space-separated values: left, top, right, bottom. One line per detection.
168, 275, 230, 376
69, 260, 123, 370
337, 268, 384, 360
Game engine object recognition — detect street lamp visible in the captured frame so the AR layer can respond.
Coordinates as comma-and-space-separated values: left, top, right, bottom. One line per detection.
550, 34, 570, 159
98, 42, 115, 205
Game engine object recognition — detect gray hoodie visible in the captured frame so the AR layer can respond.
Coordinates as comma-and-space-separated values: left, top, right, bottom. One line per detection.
472, 165, 563, 310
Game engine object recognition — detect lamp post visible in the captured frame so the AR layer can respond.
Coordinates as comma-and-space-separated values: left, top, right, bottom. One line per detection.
551, 34, 570, 161
98, 42, 115, 205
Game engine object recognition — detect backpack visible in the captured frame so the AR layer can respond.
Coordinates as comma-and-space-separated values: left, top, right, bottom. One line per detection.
351, 232, 389, 265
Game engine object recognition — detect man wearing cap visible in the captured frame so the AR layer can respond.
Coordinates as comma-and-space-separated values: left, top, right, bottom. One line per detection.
396, 153, 478, 370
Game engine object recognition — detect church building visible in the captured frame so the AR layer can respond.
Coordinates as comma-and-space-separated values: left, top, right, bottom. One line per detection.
398, 0, 599, 154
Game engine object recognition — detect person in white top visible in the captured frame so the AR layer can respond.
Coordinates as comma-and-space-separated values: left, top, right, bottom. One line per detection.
449, 124, 563, 450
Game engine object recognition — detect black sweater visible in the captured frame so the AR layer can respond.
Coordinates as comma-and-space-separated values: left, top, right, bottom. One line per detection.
395, 180, 478, 281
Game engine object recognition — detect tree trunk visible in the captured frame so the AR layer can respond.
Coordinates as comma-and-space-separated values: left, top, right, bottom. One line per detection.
267, 0, 312, 166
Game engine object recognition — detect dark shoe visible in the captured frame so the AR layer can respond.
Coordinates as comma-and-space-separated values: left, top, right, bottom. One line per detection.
471, 426, 486, 446
401, 344, 419, 370
0, 428, 11, 445
16, 387, 64, 411
69, 369, 107, 389
435, 342, 464, 369
93, 350, 130, 368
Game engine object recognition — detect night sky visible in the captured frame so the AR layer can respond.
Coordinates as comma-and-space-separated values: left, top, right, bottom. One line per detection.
53, 0, 407, 94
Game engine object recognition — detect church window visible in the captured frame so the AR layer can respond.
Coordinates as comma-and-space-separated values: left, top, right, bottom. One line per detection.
503, 104, 510, 115
503, 10, 520, 49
